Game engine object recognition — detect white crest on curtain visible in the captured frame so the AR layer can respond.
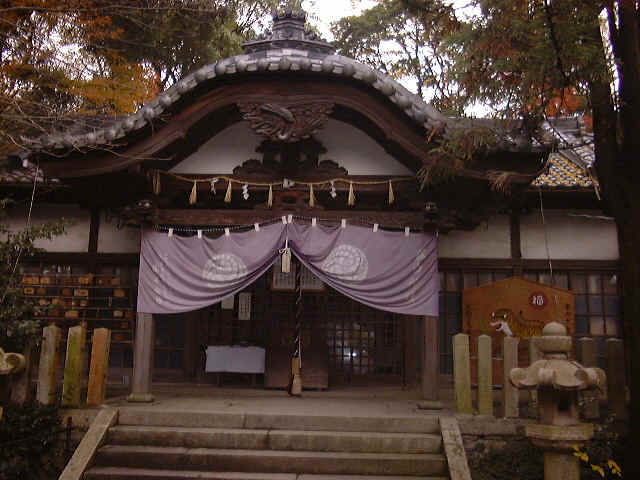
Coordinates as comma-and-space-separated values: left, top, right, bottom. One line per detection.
203, 253, 248, 282
320, 244, 368, 281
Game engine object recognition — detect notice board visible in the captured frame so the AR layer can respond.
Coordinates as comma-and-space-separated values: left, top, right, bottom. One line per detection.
462, 277, 575, 385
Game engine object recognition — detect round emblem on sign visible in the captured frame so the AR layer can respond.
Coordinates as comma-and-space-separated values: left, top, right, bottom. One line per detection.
529, 291, 548, 310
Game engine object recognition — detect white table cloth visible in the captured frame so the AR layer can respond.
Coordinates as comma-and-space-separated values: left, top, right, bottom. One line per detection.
205, 346, 266, 373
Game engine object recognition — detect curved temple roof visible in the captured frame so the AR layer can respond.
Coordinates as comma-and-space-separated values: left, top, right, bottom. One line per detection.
21, 7, 448, 153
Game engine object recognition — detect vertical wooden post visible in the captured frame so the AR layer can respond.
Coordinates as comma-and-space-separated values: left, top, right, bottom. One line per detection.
577, 337, 599, 419
127, 313, 155, 403
453, 333, 472, 414
477, 334, 493, 415
87, 328, 111, 406
606, 338, 626, 420
528, 337, 543, 414
503, 336, 519, 418
422, 316, 440, 401
62, 325, 86, 407
37, 325, 61, 405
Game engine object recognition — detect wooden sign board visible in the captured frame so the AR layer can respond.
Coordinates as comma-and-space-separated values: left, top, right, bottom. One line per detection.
462, 277, 575, 385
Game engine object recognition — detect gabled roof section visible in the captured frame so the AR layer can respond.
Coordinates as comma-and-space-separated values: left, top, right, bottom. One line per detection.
20, 8, 447, 154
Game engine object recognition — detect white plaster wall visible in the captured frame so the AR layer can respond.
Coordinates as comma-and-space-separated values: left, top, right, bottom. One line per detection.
521, 210, 619, 260
98, 215, 141, 253
171, 122, 263, 174
315, 120, 413, 175
170, 119, 413, 175
4, 204, 90, 252
438, 215, 511, 259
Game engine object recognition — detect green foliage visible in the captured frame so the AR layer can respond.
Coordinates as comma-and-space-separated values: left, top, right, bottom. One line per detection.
447, 0, 608, 120
468, 438, 544, 480
468, 419, 627, 480
0, 402, 67, 480
331, 0, 462, 113
0, 0, 278, 155
0, 200, 66, 352
574, 417, 626, 479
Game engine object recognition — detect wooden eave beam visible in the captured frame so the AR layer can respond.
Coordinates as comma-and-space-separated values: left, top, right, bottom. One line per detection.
153, 208, 425, 231
38, 78, 431, 179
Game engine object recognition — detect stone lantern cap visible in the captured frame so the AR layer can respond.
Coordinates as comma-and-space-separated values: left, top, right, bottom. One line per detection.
509, 322, 605, 391
0, 347, 26, 375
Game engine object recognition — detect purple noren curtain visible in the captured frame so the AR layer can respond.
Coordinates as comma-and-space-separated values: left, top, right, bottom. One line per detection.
137, 222, 438, 316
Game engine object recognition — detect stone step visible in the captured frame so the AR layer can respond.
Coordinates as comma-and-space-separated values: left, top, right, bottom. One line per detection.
84, 467, 450, 480
93, 446, 448, 476
108, 426, 443, 454
117, 410, 440, 434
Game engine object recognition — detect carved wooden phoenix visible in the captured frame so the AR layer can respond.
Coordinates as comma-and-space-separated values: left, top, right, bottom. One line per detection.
238, 102, 334, 143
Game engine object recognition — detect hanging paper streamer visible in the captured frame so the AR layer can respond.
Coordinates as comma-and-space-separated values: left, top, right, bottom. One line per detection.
152, 170, 161, 195
388, 181, 395, 205
224, 180, 232, 203
268, 184, 273, 208
210, 178, 218, 194
189, 181, 198, 205
242, 184, 250, 200
309, 184, 316, 207
329, 181, 337, 198
347, 182, 355, 206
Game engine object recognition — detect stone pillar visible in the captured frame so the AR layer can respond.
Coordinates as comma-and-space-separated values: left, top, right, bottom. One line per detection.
421, 316, 440, 403
544, 451, 580, 480
576, 337, 599, 419
606, 338, 626, 420
128, 313, 155, 403
37, 325, 61, 405
453, 333, 472, 414
62, 325, 86, 407
477, 334, 493, 415
503, 336, 519, 418
87, 328, 111, 406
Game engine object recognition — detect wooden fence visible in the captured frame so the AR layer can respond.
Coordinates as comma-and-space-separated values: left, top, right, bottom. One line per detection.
453, 333, 626, 419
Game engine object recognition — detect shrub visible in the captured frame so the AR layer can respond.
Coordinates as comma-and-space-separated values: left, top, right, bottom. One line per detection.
0, 403, 68, 480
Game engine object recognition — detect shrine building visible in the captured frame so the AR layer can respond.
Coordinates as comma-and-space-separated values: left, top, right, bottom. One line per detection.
0, 8, 619, 403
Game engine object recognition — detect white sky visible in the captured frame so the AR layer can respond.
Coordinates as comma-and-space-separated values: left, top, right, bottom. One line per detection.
301, 0, 378, 41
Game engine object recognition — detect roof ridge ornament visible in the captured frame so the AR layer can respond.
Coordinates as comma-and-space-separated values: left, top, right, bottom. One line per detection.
243, 3, 334, 55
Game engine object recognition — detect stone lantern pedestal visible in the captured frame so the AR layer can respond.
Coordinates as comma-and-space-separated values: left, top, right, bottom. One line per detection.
509, 322, 605, 480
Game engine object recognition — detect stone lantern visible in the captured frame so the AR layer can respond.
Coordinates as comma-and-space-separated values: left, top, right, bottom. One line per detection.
509, 322, 605, 480
0, 347, 26, 420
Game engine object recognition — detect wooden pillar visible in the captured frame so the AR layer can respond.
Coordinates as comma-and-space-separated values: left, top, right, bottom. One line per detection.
528, 337, 543, 414
87, 207, 101, 273
576, 337, 599, 419
421, 315, 440, 402
453, 333, 472, 413
510, 210, 523, 277
503, 336, 519, 418
477, 334, 493, 415
127, 313, 155, 403
606, 338, 626, 420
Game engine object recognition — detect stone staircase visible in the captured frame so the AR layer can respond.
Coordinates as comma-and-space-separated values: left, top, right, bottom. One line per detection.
82, 410, 451, 480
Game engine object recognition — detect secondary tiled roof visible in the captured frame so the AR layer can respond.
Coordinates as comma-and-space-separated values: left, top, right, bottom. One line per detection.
532, 152, 594, 188
0, 162, 58, 185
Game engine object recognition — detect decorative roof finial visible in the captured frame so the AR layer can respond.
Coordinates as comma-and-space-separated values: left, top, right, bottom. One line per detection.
243, 2, 334, 55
